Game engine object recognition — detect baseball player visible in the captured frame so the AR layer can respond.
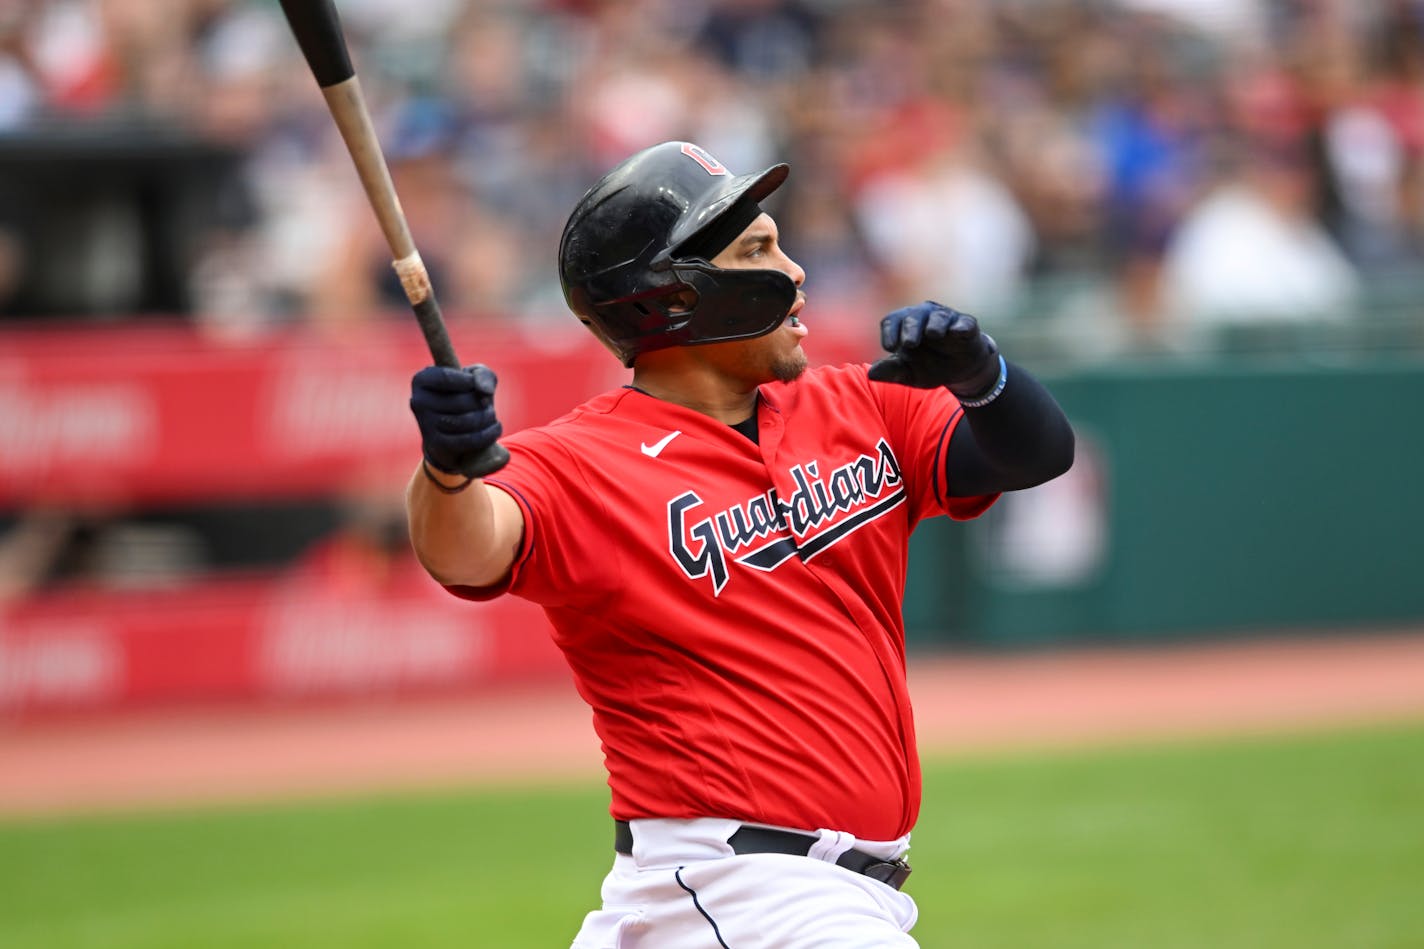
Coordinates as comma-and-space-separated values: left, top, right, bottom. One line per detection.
405, 141, 1074, 947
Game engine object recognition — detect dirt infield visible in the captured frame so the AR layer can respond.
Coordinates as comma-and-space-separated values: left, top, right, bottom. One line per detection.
2, 628, 1423, 819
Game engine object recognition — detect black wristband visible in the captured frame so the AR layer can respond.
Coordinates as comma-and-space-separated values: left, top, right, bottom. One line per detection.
422, 458, 475, 495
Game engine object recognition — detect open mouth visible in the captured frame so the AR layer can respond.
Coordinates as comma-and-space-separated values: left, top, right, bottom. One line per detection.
787, 297, 806, 327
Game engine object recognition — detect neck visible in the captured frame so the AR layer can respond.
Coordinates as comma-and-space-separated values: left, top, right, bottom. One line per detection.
631, 357, 759, 425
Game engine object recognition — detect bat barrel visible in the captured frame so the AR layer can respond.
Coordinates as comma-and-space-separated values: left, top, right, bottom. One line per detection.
321, 79, 418, 262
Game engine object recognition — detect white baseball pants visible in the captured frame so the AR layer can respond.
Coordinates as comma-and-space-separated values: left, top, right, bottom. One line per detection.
570, 817, 919, 948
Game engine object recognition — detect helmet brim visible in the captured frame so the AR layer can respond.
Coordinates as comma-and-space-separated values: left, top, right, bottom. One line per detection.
666, 163, 790, 260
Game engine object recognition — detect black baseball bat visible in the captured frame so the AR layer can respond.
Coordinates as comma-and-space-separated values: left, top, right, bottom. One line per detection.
278, 0, 508, 477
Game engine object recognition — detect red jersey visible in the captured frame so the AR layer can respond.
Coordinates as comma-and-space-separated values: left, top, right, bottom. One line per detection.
449, 363, 997, 840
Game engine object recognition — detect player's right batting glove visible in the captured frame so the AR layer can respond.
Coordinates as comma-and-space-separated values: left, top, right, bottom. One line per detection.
409, 364, 503, 477
867, 301, 1004, 402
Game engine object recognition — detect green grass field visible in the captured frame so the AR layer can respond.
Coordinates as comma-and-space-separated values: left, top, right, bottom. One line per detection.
3, 722, 1422, 948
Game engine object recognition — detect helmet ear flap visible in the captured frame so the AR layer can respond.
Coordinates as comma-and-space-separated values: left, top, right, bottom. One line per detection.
576, 315, 628, 365
582, 284, 699, 366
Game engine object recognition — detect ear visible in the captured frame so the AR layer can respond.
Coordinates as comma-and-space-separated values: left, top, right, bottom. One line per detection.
662, 287, 700, 314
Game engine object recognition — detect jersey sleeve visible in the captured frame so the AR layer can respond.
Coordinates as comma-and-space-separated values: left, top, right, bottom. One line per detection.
442, 428, 622, 608
865, 370, 999, 523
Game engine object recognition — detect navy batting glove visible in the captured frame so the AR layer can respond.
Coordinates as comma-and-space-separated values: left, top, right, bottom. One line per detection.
867, 301, 1001, 399
409, 364, 503, 476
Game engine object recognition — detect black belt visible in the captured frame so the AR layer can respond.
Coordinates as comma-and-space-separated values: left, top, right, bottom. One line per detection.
613, 820, 912, 891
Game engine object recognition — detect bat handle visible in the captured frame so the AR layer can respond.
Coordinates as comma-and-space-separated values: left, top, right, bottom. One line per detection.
409, 296, 510, 477
393, 253, 509, 477
411, 297, 460, 369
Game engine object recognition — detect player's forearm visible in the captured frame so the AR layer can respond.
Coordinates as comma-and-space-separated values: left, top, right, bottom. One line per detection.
946, 361, 1076, 495
405, 465, 518, 588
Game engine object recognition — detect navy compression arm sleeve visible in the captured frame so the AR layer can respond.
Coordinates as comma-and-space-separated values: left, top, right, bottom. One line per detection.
944, 360, 1075, 497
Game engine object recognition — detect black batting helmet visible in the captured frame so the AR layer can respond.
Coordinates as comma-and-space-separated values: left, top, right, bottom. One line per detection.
558, 141, 797, 367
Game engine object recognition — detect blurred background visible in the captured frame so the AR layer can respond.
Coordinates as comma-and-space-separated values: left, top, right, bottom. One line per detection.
1, 0, 1423, 730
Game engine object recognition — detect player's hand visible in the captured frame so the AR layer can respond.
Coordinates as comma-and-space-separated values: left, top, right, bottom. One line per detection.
867, 301, 1001, 399
409, 364, 503, 477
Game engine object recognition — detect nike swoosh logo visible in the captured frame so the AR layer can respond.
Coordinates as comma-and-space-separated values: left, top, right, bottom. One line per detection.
640, 430, 682, 458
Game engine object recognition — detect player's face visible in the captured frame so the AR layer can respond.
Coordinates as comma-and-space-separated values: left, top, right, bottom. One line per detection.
708, 213, 808, 384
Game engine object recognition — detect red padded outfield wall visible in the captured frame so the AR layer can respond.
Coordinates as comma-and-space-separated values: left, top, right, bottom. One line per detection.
0, 321, 638, 505
0, 319, 876, 716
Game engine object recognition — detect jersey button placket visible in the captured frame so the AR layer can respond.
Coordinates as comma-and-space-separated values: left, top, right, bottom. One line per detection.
758, 402, 785, 463
756, 399, 806, 567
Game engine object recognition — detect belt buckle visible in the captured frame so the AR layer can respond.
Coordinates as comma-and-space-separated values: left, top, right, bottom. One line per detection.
864, 858, 912, 891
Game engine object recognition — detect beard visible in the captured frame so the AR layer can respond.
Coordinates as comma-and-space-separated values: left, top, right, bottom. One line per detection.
695, 329, 807, 385
769, 347, 808, 383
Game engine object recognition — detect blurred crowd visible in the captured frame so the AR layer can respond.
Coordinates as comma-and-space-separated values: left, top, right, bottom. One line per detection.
1, 0, 1423, 349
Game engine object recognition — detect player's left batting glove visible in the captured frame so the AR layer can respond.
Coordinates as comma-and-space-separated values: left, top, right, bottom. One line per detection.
409, 364, 503, 477
867, 301, 1004, 402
